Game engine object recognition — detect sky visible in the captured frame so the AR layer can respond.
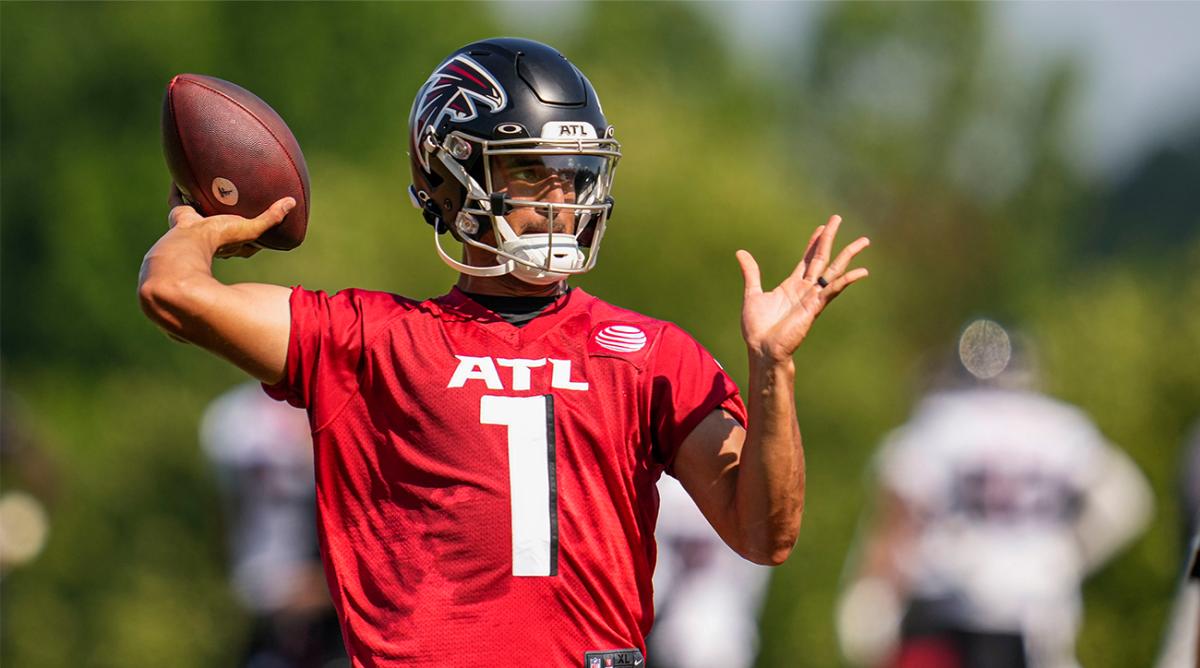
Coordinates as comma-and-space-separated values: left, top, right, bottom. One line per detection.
993, 1, 1200, 181
700, 1, 1200, 183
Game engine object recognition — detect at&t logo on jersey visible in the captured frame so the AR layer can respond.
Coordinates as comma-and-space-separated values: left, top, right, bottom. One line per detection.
594, 325, 646, 353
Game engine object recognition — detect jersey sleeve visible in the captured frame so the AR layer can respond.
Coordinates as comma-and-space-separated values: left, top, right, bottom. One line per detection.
646, 324, 747, 470
262, 286, 402, 429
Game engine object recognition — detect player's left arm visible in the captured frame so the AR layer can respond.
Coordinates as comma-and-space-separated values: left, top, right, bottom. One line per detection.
673, 216, 869, 565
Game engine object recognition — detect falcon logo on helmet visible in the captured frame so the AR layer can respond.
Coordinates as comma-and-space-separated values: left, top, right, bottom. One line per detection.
412, 55, 508, 171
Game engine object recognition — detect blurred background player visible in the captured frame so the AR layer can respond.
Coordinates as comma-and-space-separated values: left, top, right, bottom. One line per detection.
1154, 421, 1200, 668
836, 319, 1153, 668
200, 382, 346, 668
1155, 518, 1199, 668
0, 386, 56, 577
649, 475, 772, 668
1176, 420, 1200, 561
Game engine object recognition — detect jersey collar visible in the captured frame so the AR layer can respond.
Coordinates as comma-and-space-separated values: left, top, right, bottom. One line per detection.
436, 285, 591, 347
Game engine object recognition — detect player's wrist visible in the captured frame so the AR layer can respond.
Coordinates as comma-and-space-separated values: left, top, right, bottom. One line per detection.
747, 343, 798, 370
747, 351, 796, 383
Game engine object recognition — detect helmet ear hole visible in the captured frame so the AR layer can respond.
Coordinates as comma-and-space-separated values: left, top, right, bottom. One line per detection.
421, 200, 448, 234
424, 169, 445, 191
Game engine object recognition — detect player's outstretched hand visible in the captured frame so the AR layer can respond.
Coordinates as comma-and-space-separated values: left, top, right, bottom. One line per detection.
166, 183, 294, 259
736, 215, 869, 362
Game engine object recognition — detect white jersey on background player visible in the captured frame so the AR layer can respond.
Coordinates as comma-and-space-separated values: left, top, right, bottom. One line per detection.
839, 386, 1153, 668
651, 475, 772, 668
200, 382, 317, 613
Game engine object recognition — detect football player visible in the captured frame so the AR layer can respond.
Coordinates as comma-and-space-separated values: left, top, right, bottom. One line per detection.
836, 323, 1153, 668
650, 474, 772, 668
139, 38, 869, 667
200, 382, 346, 667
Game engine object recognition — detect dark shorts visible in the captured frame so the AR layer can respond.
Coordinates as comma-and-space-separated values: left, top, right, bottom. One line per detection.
890, 598, 1027, 668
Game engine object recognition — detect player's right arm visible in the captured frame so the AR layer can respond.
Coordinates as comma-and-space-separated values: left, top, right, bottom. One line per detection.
137, 186, 296, 384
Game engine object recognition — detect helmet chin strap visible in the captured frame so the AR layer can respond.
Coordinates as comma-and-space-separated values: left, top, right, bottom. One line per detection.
431, 148, 514, 277
433, 225, 514, 277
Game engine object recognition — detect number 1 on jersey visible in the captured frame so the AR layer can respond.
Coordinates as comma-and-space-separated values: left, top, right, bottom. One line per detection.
480, 395, 558, 577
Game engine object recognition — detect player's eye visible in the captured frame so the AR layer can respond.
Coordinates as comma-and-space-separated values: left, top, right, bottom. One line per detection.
512, 168, 540, 182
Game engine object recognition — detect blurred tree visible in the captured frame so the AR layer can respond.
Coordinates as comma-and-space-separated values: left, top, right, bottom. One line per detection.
756, 3, 1184, 667
1085, 120, 1200, 257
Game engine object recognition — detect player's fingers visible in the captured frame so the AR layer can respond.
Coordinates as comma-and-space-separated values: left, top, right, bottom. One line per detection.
736, 250, 763, 296
804, 215, 841, 281
237, 197, 295, 239
168, 204, 201, 229
824, 236, 871, 280
821, 267, 869, 303
254, 197, 296, 227
801, 225, 826, 266
209, 197, 293, 247
786, 225, 827, 284
167, 183, 202, 229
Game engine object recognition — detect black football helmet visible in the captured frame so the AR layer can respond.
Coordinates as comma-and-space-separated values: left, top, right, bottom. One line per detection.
408, 38, 620, 284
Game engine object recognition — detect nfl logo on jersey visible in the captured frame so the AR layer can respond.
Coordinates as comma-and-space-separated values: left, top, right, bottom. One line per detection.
584, 649, 644, 667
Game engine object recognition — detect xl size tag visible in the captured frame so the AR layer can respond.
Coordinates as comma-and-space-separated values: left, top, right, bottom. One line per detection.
584, 648, 644, 667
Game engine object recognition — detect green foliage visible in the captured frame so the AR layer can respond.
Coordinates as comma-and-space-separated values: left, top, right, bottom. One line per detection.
2, 2, 1195, 666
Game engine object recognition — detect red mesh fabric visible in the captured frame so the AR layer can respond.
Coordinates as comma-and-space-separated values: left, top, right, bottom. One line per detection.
264, 287, 747, 666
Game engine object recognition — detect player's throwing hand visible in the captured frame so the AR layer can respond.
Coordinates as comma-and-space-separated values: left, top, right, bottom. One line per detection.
166, 184, 295, 259
736, 215, 870, 362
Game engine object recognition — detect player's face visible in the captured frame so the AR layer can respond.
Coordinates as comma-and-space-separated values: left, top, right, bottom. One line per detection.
490, 154, 607, 236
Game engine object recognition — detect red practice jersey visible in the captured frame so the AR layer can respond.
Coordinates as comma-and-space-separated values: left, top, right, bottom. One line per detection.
265, 286, 747, 667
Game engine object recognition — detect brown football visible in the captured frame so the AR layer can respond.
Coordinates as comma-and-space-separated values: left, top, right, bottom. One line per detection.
161, 74, 310, 251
